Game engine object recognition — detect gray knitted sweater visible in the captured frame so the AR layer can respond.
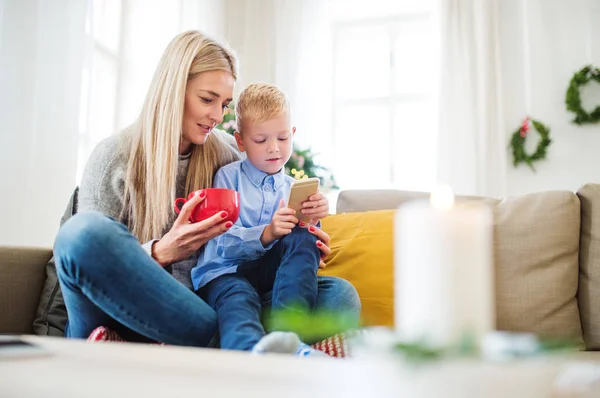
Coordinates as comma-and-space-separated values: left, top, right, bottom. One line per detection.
79, 133, 208, 290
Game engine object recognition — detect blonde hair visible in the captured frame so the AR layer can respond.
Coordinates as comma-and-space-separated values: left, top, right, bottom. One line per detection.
235, 83, 290, 134
123, 30, 241, 242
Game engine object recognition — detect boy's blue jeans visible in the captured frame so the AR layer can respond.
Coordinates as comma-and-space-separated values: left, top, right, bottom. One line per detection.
199, 227, 320, 351
54, 212, 360, 347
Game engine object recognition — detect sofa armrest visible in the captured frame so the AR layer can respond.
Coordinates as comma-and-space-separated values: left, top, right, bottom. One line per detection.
0, 246, 52, 334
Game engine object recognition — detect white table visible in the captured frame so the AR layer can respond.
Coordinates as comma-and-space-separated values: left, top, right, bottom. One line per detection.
0, 336, 597, 398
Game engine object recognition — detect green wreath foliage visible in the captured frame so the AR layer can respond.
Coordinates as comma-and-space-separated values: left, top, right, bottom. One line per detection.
565, 65, 600, 125
510, 119, 552, 171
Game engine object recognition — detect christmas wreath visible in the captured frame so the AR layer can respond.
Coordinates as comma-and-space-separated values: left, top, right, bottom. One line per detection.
510, 117, 551, 171
565, 65, 600, 125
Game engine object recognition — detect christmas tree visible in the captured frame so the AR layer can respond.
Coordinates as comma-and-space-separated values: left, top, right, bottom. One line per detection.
218, 103, 338, 189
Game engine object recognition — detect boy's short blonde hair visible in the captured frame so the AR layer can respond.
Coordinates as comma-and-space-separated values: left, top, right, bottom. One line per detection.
235, 83, 290, 134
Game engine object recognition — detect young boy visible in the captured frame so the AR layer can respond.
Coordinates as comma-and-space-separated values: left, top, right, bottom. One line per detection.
191, 83, 330, 356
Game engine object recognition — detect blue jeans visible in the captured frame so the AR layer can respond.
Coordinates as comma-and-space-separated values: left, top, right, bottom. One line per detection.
54, 212, 361, 347
199, 228, 320, 351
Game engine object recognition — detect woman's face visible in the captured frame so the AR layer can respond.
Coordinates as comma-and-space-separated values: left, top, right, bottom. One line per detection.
181, 70, 235, 154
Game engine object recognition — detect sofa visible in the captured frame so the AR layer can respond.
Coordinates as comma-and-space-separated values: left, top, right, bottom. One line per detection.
2, 185, 600, 356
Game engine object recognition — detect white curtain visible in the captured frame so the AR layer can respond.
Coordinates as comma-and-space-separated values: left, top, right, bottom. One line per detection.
221, 0, 331, 153
437, 0, 506, 198
0, 0, 88, 246
272, 0, 332, 155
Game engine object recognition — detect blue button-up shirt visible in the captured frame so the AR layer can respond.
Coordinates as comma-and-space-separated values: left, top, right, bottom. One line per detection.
191, 159, 296, 290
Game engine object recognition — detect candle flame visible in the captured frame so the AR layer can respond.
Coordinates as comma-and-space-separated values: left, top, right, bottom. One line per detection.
430, 184, 455, 210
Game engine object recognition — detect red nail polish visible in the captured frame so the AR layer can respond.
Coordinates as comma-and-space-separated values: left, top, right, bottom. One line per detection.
225, 221, 233, 228
316, 241, 322, 247
220, 211, 228, 218
309, 226, 315, 232
199, 191, 206, 198
299, 221, 306, 227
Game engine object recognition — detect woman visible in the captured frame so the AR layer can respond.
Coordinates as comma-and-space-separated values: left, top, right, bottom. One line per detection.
54, 30, 360, 347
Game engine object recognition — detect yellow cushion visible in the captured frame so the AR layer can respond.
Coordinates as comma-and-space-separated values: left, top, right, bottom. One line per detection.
320, 210, 395, 327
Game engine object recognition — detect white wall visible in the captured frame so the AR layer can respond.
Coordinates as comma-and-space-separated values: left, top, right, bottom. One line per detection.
500, 0, 600, 196
0, 0, 87, 247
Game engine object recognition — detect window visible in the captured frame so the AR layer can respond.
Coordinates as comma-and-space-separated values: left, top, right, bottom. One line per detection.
75, 0, 200, 184
329, 0, 440, 191
77, 0, 123, 184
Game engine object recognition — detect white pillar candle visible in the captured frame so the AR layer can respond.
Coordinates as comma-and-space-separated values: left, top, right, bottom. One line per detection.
394, 185, 494, 347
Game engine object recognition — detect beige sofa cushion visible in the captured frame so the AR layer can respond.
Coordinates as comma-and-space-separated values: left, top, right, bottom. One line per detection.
337, 189, 583, 344
494, 191, 582, 345
0, 246, 51, 334
577, 184, 600, 349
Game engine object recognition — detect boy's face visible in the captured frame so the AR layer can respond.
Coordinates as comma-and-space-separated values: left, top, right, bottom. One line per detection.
234, 114, 295, 175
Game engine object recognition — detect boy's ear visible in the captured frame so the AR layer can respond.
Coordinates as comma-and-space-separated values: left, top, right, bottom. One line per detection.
234, 131, 245, 152
292, 126, 296, 135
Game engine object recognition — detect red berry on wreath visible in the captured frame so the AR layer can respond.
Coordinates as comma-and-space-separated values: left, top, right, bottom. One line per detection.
510, 117, 551, 172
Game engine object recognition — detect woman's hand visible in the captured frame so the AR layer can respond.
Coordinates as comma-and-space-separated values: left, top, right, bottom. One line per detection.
300, 222, 332, 269
301, 192, 329, 225
152, 191, 232, 266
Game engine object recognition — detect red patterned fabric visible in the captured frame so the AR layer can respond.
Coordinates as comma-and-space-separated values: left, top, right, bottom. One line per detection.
311, 333, 349, 358
87, 326, 349, 357
87, 326, 127, 343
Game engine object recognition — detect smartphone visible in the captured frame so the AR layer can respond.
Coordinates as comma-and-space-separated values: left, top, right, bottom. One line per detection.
0, 336, 51, 359
287, 177, 320, 224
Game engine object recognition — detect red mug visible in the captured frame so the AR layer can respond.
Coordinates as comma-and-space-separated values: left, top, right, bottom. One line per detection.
174, 188, 241, 224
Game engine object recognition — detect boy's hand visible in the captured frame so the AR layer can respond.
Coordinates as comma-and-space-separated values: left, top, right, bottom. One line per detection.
301, 192, 329, 225
261, 199, 298, 245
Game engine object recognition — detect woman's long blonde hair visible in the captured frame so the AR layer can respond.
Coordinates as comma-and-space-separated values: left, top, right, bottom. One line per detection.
123, 31, 241, 242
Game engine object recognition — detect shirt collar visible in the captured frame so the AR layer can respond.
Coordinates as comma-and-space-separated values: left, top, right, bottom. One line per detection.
241, 158, 286, 190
